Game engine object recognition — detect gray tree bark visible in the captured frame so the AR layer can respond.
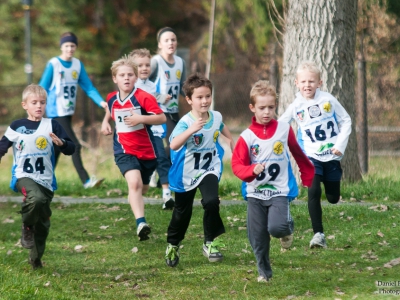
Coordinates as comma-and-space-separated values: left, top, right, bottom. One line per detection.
278, 0, 362, 182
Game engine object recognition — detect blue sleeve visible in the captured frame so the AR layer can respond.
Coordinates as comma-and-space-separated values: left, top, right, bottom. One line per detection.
78, 62, 104, 107
219, 122, 224, 132
51, 120, 75, 155
169, 120, 189, 142
0, 135, 12, 159
38, 62, 54, 92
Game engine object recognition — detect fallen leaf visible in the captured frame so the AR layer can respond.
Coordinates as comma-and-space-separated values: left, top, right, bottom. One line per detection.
44, 281, 51, 287
107, 189, 122, 196
369, 205, 388, 212
115, 273, 123, 281
339, 212, 345, 216
327, 235, 335, 240
74, 245, 83, 252
2, 218, 15, 224
79, 216, 89, 221
131, 247, 138, 253
99, 226, 109, 230
238, 227, 247, 231
377, 231, 384, 238
7, 250, 12, 255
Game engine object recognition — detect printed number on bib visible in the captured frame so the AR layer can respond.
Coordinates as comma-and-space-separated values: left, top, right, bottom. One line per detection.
304, 121, 338, 143
168, 85, 179, 100
193, 151, 215, 170
63, 86, 76, 99
256, 163, 280, 181
114, 108, 144, 133
23, 157, 45, 174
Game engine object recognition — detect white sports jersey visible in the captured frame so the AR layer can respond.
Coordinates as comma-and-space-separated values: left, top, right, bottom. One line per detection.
135, 79, 165, 138
153, 54, 183, 114
241, 122, 298, 201
279, 89, 352, 162
169, 111, 225, 192
5, 118, 56, 192
48, 57, 81, 117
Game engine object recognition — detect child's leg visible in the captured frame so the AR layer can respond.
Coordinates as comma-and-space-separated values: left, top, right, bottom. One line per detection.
307, 174, 324, 234
16, 178, 53, 266
267, 196, 294, 238
247, 197, 272, 279
167, 189, 196, 246
125, 169, 145, 219
198, 174, 225, 242
323, 181, 341, 204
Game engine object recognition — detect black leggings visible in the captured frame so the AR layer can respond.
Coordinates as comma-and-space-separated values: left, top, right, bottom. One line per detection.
307, 175, 340, 234
53, 116, 89, 184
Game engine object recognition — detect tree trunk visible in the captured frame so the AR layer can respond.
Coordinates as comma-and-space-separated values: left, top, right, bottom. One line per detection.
279, 0, 362, 182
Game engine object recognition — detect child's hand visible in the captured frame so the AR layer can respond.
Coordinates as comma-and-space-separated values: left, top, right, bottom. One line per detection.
124, 109, 143, 127
101, 121, 112, 136
331, 148, 342, 156
164, 94, 172, 104
190, 117, 206, 133
253, 163, 266, 175
100, 101, 107, 109
49, 133, 64, 147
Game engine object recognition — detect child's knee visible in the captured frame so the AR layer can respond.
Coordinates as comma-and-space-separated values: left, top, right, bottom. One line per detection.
269, 221, 292, 238
201, 197, 220, 209
326, 194, 340, 204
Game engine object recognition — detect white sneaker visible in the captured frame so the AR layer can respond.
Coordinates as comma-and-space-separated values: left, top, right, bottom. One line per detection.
257, 276, 270, 283
137, 222, 151, 241
83, 176, 105, 189
149, 172, 157, 188
310, 232, 327, 248
280, 234, 293, 249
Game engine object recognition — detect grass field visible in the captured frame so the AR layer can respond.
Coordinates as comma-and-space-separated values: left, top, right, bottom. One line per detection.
0, 200, 399, 299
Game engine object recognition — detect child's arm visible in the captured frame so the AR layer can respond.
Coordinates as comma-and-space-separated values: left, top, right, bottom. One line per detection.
101, 107, 113, 136
287, 127, 314, 187
221, 125, 235, 152
232, 136, 263, 182
124, 110, 166, 127
278, 103, 295, 123
155, 93, 172, 104
51, 120, 75, 156
331, 99, 352, 156
78, 63, 107, 109
170, 118, 206, 151
0, 135, 13, 163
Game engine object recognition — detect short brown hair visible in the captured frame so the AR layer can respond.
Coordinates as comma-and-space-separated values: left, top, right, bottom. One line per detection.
183, 73, 213, 99
110, 55, 138, 77
22, 84, 47, 103
129, 48, 151, 60
250, 80, 277, 105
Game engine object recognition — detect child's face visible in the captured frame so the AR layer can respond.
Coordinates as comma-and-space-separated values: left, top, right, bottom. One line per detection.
250, 94, 276, 125
22, 94, 46, 121
295, 70, 322, 100
186, 86, 212, 115
158, 31, 177, 56
112, 65, 137, 94
134, 56, 151, 80
60, 42, 77, 60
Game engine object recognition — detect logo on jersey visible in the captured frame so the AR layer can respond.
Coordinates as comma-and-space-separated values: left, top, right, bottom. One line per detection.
176, 69, 181, 80
317, 143, 334, 153
59, 71, 65, 79
35, 136, 48, 150
323, 101, 332, 113
257, 183, 277, 191
273, 141, 284, 155
308, 105, 322, 118
297, 110, 305, 121
72, 70, 79, 80
250, 144, 260, 157
192, 133, 204, 147
213, 130, 219, 143
165, 71, 170, 80
17, 140, 25, 151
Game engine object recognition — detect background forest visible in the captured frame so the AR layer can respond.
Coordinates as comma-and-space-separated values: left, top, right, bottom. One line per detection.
0, 0, 400, 137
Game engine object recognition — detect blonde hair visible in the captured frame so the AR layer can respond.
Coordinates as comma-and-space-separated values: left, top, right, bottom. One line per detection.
110, 55, 138, 77
129, 48, 151, 60
250, 80, 277, 105
22, 84, 47, 103
296, 60, 321, 78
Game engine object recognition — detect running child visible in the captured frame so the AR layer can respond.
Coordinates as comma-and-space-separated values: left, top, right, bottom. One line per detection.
232, 80, 314, 282
101, 55, 166, 241
0, 84, 75, 269
279, 61, 352, 248
39, 32, 106, 189
102, 49, 174, 210
164, 73, 234, 267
